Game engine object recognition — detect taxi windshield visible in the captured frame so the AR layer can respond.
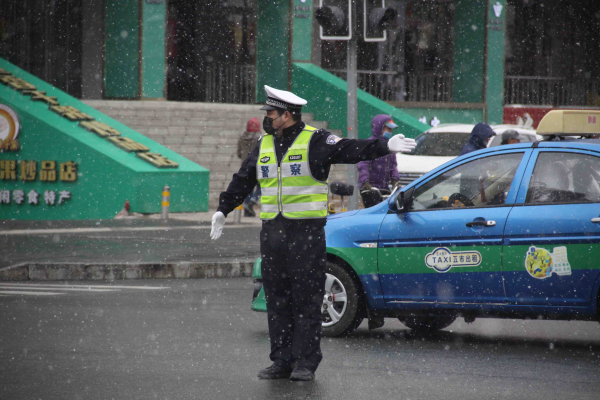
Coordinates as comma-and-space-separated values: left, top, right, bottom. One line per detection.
412, 132, 471, 156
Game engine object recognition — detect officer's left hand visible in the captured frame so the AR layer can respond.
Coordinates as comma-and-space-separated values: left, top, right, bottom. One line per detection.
210, 211, 226, 240
388, 134, 416, 154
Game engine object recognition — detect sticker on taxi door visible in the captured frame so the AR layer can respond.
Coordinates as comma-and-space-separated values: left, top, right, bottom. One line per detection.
525, 246, 572, 279
425, 247, 482, 273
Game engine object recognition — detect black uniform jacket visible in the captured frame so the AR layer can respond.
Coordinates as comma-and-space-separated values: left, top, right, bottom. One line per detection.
217, 121, 390, 219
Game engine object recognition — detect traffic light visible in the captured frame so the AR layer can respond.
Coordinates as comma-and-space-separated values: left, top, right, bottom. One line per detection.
363, 0, 397, 42
315, 0, 352, 40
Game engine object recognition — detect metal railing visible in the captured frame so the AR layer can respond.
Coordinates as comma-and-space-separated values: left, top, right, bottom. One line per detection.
197, 67, 600, 107
204, 64, 256, 104
505, 76, 600, 106
325, 69, 453, 102
326, 69, 399, 101
405, 73, 453, 103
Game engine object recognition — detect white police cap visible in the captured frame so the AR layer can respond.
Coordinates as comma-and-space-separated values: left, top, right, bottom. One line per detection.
260, 85, 307, 113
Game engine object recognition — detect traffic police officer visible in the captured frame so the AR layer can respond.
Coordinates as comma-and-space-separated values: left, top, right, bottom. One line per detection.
210, 85, 416, 381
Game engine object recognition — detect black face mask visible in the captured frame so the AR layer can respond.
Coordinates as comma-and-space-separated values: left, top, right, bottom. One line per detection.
263, 114, 283, 135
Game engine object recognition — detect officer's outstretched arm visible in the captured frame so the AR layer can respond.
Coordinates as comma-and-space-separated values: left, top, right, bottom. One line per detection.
210, 211, 226, 240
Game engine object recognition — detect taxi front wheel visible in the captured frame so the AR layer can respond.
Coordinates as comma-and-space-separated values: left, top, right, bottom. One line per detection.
398, 315, 456, 333
322, 262, 364, 337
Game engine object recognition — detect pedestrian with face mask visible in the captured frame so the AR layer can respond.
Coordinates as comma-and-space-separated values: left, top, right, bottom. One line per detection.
210, 85, 416, 381
357, 115, 402, 207
459, 122, 495, 155
237, 117, 262, 217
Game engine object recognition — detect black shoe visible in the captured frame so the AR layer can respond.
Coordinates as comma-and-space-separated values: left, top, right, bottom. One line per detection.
257, 363, 292, 379
290, 367, 315, 381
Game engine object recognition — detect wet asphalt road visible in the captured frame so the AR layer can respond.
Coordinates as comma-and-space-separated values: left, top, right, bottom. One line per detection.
1, 278, 600, 400
0, 219, 261, 269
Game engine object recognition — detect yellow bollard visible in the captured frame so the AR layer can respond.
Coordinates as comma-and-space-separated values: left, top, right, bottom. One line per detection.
161, 185, 170, 220
233, 204, 243, 225
233, 204, 243, 224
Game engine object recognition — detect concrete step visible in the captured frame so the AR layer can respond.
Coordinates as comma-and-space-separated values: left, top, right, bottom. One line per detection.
85, 100, 350, 211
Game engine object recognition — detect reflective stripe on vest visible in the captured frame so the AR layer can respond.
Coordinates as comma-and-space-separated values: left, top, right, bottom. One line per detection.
257, 126, 328, 220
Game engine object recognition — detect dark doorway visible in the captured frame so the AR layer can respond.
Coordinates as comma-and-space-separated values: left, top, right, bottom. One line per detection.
320, 0, 454, 103
0, 0, 83, 98
167, 0, 257, 103
505, 0, 600, 105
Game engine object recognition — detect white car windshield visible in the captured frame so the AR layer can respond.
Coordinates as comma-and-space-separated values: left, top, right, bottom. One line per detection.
411, 132, 471, 156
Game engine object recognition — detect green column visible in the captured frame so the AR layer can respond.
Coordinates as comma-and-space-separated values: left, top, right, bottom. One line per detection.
291, 0, 313, 62
104, 0, 140, 99
485, 0, 507, 124
256, 0, 291, 102
141, 1, 166, 99
452, 0, 486, 104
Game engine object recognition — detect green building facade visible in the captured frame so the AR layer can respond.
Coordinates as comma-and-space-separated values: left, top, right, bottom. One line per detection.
0, 0, 514, 133
3, 1, 598, 124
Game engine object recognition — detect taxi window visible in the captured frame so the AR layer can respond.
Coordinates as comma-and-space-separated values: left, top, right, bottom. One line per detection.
410, 153, 523, 211
411, 132, 471, 156
526, 152, 600, 204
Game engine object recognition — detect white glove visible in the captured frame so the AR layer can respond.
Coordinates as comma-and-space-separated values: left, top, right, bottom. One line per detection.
210, 211, 226, 240
388, 134, 416, 154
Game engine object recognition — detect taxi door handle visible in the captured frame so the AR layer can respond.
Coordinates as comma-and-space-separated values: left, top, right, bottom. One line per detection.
466, 220, 496, 228
591, 218, 600, 223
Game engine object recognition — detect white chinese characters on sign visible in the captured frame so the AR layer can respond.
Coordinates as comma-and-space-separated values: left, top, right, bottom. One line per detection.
0, 189, 9, 204
28, 189, 38, 204
13, 189, 24, 204
44, 190, 56, 205
59, 190, 71, 204
0, 189, 71, 206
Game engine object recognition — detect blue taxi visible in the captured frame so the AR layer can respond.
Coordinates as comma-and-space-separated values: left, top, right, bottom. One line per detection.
252, 110, 600, 336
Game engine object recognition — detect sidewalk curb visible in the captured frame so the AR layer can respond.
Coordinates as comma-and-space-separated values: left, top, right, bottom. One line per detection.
0, 260, 255, 281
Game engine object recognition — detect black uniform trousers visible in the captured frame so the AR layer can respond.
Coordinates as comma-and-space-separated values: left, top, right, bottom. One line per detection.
260, 214, 327, 373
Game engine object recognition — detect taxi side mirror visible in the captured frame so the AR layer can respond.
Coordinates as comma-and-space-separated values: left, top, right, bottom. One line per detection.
394, 191, 405, 211
391, 187, 413, 213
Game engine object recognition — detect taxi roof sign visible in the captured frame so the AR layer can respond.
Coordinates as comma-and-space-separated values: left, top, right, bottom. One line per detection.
537, 110, 600, 136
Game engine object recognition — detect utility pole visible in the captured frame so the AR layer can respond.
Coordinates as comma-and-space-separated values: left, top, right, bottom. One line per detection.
315, 0, 397, 210
346, 0, 359, 210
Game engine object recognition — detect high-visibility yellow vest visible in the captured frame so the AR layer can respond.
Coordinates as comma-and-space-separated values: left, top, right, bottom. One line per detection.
257, 126, 328, 220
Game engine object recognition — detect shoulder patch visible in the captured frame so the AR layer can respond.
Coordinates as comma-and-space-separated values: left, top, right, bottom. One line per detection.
289, 154, 302, 161
326, 135, 342, 145
260, 156, 270, 163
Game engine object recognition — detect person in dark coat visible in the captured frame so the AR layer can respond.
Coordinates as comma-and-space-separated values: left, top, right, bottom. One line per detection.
459, 123, 495, 155
237, 117, 262, 216
237, 117, 262, 159
357, 114, 401, 207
